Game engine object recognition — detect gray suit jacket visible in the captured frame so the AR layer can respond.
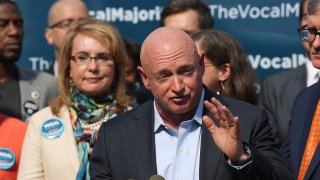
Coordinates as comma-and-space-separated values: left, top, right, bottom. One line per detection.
90, 88, 294, 180
17, 66, 59, 121
260, 65, 306, 145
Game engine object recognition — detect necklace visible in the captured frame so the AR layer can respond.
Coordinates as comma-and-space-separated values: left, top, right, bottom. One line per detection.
79, 114, 109, 131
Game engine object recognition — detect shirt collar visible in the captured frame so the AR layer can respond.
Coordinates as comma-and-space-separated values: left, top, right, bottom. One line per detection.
154, 88, 204, 132
306, 59, 320, 80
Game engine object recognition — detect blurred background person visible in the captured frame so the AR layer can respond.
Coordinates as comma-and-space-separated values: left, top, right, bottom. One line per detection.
18, 18, 132, 180
160, 0, 213, 35
123, 38, 153, 105
0, 113, 26, 180
45, 0, 88, 78
281, 0, 320, 179
0, 0, 58, 121
192, 29, 259, 105
260, 0, 319, 146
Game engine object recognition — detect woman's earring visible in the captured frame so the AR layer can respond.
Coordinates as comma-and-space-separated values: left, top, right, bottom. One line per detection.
217, 81, 225, 95
69, 78, 75, 93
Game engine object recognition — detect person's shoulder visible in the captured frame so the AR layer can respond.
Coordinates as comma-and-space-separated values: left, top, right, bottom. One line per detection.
0, 113, 26, 129
17, 66, 56, 83
264, 65, 305, 84
298, 81, 320, 97
104, 100, 153, 128
32, 70, 56, 82
28, 106, 57, 124
222, 95, 259, 110
217, 94, 262, 118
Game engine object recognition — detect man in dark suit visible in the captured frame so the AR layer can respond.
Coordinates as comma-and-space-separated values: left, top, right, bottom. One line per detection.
260, 0, 319, 146
281, 0, 320, 179
90, 27, 294, 180
282, 82, 320, 180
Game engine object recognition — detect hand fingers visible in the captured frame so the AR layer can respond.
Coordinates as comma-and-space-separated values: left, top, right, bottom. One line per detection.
204, 98, 235, 128
203, 115, 217, 131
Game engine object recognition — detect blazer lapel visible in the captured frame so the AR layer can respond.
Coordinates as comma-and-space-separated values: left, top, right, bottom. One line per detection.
128, 100, 157, 178
17, 67, 41, 121
199, 126, 223, 179
59, 106, 80, 173
293, 100, 317, 172
199, 88, 226, 179
305, 145, 320, 179
18, 67, 33, 121
292, 83, 320, 175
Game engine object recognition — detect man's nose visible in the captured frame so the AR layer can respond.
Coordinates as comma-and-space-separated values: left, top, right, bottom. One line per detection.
171, 75, 184, 92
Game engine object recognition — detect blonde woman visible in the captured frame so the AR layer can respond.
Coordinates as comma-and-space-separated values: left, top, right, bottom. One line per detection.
18, 18, 131, 180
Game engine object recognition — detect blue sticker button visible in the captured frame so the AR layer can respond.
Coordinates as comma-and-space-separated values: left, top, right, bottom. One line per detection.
40, 118, 64, 139
0, 148, 16, 170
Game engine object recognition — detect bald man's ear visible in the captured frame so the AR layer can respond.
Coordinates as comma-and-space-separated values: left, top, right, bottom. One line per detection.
199, 53, 205, 67
198, 53, 205, 76
137, 66, 151, 90
45, 28, 54, 45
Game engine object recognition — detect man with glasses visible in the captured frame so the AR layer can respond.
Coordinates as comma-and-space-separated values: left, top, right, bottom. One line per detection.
260, 0, 319, 146
45, 0, 88, 78
281, 0, 320, 179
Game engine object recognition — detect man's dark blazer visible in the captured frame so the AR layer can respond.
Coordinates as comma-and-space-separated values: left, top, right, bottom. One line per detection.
90, 88, 294, 180
281, 81, 320, 180
261, 65, 306, 145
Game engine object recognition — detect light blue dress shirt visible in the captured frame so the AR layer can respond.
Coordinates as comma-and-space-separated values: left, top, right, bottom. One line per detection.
154, 89, 204, 180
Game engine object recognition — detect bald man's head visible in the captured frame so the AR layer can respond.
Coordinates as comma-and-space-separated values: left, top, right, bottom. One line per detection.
48, 0, 88, 27
138, 27, 204, 119
45, 0, 88, 57
140, 27, 198, 68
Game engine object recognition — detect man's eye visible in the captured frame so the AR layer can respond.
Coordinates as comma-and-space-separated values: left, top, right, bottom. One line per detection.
183, 69, 193, 75
60, 20, 73, 28
309, 29, 317, 35
14, 20, 23, 27
0, 20, 8, 27
179, 67, 194, 76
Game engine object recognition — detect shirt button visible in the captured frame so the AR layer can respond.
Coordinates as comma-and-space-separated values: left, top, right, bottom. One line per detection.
179, 147, 183, 153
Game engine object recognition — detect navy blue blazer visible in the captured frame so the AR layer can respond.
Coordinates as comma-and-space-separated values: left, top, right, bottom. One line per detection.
282, 81, 320, 180
90, 88, 294, 180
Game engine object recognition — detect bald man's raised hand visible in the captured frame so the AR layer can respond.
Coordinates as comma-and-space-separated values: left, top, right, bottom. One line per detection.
202, 97, 249, 163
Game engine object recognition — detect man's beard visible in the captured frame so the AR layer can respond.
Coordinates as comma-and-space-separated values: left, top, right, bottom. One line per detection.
0, 50, 21, 66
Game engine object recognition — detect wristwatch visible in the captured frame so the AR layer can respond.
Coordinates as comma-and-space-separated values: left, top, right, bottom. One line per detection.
243, 142, 252, 159
228, 142, 252, 166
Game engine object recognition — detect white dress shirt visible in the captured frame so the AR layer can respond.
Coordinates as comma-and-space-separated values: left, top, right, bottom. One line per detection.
306, 59, 320, 87
154, 89, 204, 180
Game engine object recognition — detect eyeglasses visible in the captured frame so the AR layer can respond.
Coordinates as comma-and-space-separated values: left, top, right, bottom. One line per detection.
49, 18, 74, 29
298, 26, 320, 42
49, 17, 86, 29
71, 53, 114, 66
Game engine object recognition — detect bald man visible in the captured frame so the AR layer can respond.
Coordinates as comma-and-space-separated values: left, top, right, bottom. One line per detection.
45, 0, 88, 77
89, 27, 294, 180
